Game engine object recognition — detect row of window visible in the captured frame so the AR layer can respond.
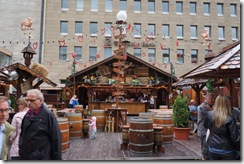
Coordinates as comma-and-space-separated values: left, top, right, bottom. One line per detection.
61, 0, 237, 17
61, 21, 239, 41
59, 46, 208, 65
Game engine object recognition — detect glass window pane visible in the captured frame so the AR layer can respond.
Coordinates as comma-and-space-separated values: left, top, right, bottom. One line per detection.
218, 27, 224, 39
90, 22, 98, 35
191, 49, 198, 63
230, 4, 237, 16
60, 21, 68, 34
148, 24, 155, 36
176, 2, 183, 13
76, 0, 83, 10
163, 49, 170, 63
148, 48, 155, 62
105, 0, 113, 11
231, 27, 238, 39
134, 24, 141, 37
105, 22, 112, 36
204, 3, 210, 14
162, 1, 169, 13
162, 24, 169, 37
59, 46, 67, 60
61, 0, 68, 9
74, 46, 82, 60
89, 47, 97, 61
148, 0, 155, 12
177, 49, 184, 63
217, 3, 223, 15
134, 48, 141, 58
75, 21, 83, 34
134, 0, 141, 12
190, 2, 196, 14
176, 25, 183, 37
120, 0, 127, 11
190, 26, 197, 38
91, 0, 98, 11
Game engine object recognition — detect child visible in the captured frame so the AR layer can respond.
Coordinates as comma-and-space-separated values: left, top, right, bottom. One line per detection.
88, 116, 97, 140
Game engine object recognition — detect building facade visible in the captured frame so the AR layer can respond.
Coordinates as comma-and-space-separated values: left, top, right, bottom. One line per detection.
0, 0, 241, 85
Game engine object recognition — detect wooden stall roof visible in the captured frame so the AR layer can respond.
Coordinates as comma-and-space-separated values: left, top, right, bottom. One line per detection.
181, 41, 240, 79
173, 78, 209, 88
70, 53, 173, 81
39, 83, 65, 90
0, 47, 12, 57
1, 63, 57, 87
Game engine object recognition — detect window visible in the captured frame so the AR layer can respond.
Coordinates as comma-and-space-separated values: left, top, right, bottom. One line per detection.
134, 0, 141, 13
204, 26, 211, 38
59, 46, 67, 60
91, 0, 98, 11
104, 47, 112, 59
230, 4, 237, 16
89, 47, 97, 61
134, 23, 141, 38
162, 24, 169, 37
204, 2, 210, 15
148, 24, 155, 37
217, 3, 224, 16
75, 21, 83, 34
231, 27, 238, 40
60, 21, 68, 35
134, 48, 141, 58
61, 0, 68, 10
176, 1, 183, 14
176, 25, 183, 38
120, 0, 127, 11
190, 25, 197, 39
162, 49, 170, 63
148, 48, 156, 63
105, 0, 112, 12
191, 49, 198, 63
148, 0, 155, 13
74, 46, 82, 60
205, 50, 209, 56
76, 0, 83, 10
218, 26, 225, 40
90, 22, 98, 36
162, 1, 169, 13
104, 22, 112, 37
190, 2, 196, 15
176, 49, 184, 64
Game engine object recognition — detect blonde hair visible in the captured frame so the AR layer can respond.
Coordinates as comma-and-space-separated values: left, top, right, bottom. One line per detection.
213, 95, 232, 127
16, 98, 28, 107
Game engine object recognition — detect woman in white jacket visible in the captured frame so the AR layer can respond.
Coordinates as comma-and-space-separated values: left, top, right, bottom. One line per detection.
9, 98, 29, 160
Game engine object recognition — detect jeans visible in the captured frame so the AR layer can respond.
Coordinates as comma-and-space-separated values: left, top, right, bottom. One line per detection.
200, 136, 210, 160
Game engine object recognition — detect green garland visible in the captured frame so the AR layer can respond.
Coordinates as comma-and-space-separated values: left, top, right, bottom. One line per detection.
206, 79, 213, 93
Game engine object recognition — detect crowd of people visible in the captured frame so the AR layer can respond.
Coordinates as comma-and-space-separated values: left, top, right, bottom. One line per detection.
0, 89, 240, 160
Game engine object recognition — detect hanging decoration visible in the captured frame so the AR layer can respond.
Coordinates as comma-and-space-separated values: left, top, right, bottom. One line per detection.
58, 39, 66, 46
71, 52, 77, 58
176, 39, 179, 46
160, 43, 164, 50
100, 28, 106, 35
20, 17, 33, 31
32, 42, 38, 50
77, 35, 83, 42
96, 53, 101, 59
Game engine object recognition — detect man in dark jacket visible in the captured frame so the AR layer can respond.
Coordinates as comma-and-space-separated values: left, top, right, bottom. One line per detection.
19, 89, 62, 160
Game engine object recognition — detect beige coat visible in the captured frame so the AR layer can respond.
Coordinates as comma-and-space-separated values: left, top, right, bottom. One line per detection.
1, 122, 15, 160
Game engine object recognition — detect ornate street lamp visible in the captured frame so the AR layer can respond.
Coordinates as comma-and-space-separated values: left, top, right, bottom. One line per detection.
21, 34, 36, 68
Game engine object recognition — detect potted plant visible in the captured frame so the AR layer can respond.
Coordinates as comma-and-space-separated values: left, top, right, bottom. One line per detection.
172, 95, 191, 140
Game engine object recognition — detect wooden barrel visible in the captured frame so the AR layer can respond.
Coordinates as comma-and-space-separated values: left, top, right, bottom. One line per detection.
139, 112, 155, 122
65, 112, 83, 138
129, 117, 154, 156
154, 114, 174, 144
57, 117, 69, 152
153, 126, 163, 146
82, 118, 90, 137
74, 105, 84, 114
92, 109, 106, 132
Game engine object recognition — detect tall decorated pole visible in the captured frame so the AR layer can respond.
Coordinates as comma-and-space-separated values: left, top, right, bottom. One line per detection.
112, 11, 131, 108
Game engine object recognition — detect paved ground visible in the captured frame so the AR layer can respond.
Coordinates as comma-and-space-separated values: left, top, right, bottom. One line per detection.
62, 131, 201, 161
